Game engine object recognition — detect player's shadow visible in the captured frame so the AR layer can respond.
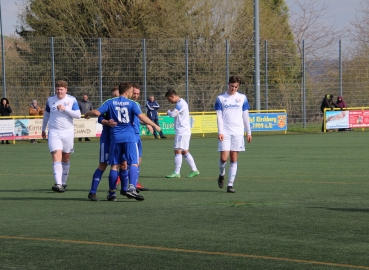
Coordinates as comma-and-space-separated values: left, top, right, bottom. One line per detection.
147, 188, 219, 193
308, 206, 369, 213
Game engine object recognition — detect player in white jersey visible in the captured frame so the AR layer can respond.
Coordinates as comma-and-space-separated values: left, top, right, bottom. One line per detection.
42, 80, 81, 193
165, 89, 200, 178
214, 76, 252, 193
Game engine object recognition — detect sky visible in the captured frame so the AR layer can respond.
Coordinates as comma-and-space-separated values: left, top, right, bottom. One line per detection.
0, 0, 364, 36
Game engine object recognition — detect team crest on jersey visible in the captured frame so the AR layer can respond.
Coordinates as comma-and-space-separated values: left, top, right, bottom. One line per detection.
63, 102, 70, 106
235, 98, 241, 103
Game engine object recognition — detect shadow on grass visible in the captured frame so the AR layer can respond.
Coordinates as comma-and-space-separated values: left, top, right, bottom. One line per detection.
309, 206, 369, 213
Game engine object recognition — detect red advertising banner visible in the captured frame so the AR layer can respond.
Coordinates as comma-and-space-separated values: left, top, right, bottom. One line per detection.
349, 110, 369, 128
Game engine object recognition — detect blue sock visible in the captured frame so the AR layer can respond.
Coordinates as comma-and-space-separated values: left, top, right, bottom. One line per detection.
108, 170, 118, 195
137, 166, 140, 182
120, 169, 129, 192
129, 165, 138, 188
90, 168, 104, 194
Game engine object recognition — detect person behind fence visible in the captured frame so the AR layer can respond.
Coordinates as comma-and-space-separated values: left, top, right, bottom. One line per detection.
42, 80, 81, 193
336, 96, 353, 132
29, 100, 44, 143
320, 94, 337, 132
0, 97, 12, 144
145, 95, 167, 139
78, 94, 93, 141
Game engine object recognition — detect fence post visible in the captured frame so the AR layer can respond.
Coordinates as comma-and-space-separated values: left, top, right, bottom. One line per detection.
50, 37, 55, 95
98, 38, 103, 105
0, 1, 5, 98
254, 0, 261, 110
302, 40, 306, 128
226, 39, 229, 90
185, 39, 189, 109
142, 38, 147, 104
339, 39, 342, 96
265, 40, 268, 110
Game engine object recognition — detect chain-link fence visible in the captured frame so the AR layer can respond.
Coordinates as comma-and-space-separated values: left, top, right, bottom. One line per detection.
1, 37, 367, 125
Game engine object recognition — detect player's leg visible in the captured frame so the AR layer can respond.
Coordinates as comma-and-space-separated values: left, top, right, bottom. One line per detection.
88, 140, 109, 201
226, 135, 245, 193
136, 138, 148, 191
106, 143, 123, 201
181, 135, 200, 178
48, 131, 65, 192
122, 142, 144, 201
217, 134, 231, 188
166, 135, 182, 178
60, 130, 75, 190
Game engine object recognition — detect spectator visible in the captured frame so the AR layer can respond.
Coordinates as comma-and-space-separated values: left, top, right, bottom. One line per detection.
29, 100, 44, 143
320, 94, 337, 132
78, 94, 93, 141
336, 96, 346, 109
336, 96, 352, 132
145, 95, 167, 139
0, 97, 12, 144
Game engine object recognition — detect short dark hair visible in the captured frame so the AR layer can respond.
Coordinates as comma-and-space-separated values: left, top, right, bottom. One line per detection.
165, 89, 177, 97
228, 76, 242, 84
55, 80, 68, 88
111, 86, 118, 93
132, 83, 141, 90
118, 82, 133, 94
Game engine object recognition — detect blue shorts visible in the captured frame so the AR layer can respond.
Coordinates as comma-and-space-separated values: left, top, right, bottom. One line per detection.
99, 137, 110, 164
109, 142, 139, 165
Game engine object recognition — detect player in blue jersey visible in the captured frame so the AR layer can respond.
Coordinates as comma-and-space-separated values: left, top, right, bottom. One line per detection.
88, 87, 119, 201
214, 76, 252, 193
42, 80, 81, 192
85, 82, 160, 201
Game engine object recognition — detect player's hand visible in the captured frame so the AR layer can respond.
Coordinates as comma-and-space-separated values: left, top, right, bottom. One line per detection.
155, 125, 161, 133
247, 134, 252, 143
42, 131, 47, 139
57, 104, 66, 111
108, 119, 117, 127
218, 134, 224, 141
84, 114, 90, 119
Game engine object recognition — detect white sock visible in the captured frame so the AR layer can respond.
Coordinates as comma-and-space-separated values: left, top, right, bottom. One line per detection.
228, 162, 237, 187
174, 154, 182, 174
184, 153, 197, 171
53, 162, 63, 185
62, 162, 70, 185
219, 160, 226, 176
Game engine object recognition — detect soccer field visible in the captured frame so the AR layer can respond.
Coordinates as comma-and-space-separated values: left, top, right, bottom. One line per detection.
1, 132, 369, 269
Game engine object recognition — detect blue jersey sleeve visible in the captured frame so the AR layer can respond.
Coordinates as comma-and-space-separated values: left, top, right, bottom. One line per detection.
45, 100, 50, 113
214, 97, 222, 111
72, 99, 80, 110
242, 96, 250, 111
132, 102, 143, 116
98, 100, 110, 115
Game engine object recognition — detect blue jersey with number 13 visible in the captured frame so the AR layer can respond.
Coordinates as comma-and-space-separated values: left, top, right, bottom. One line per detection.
97, 96, 142, 143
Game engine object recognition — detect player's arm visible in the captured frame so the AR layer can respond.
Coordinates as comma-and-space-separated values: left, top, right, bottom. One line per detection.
242, 110, 252, 143
138, 113, 161, 132
167, 108, 179, 118
85, 109, 101, 119
214, 97, 224, 141
41, 101, 50, 139
98, 114, 117, 127
216, 110, 224, 141
59, 100, 81, 119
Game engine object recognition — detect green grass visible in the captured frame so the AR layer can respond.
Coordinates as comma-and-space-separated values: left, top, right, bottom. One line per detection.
1, 131, 369, 269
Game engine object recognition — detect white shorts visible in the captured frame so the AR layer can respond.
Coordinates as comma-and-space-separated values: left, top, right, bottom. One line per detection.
48, 129, 75, 153
218, 134, 245, 152
174, 135, 191, 150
